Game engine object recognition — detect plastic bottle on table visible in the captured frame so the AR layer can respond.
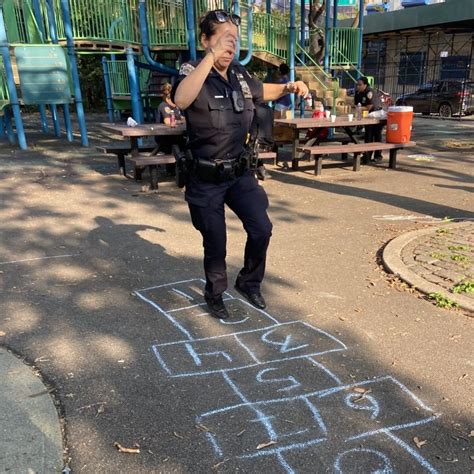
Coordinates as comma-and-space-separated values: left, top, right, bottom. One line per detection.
169, 110, 176, 128
356, 103, 362, 121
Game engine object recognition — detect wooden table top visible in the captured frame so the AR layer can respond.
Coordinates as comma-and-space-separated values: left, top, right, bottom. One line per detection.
101, 123, 186, 137
274, 117, 387, 129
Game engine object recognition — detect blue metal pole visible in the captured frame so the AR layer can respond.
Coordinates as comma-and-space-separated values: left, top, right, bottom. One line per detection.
233, 2, 241, 60
4, 108, 16, 144
0, 10, 27, 149
63, 104, 73, 141
300, 0, 305, 63
357, 0, 364, 71
324, 0, 331, 73
102, 56, 114, 122
59, 0, 88, 147
333, 0, 338, 28
51, 104, 61, 136
240, 3, 253, 65
44, 0, 58, 42
138, 0, 180, 72
31, 0, 49, 133
126, 48, 143, 124
184, 0, 196, 61
289, 0, 296, 115
266, 0, 271, 12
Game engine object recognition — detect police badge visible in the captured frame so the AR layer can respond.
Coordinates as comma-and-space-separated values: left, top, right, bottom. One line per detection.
236, 73, 253, 99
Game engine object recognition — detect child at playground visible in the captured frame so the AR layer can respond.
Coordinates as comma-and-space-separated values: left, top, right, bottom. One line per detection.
158, 83, 184, 125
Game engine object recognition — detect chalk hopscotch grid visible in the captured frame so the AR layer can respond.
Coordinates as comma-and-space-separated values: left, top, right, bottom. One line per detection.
136, 278, 439, 473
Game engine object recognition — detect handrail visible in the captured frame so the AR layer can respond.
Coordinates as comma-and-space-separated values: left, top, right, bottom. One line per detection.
295, 42, 331, 85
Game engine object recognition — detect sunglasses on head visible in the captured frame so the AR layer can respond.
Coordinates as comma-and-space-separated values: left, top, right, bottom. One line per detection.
205, 10, 241, 27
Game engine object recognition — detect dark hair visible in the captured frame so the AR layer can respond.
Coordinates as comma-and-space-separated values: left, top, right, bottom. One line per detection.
199, 10, 238, 38
358, 76, 369, 86
279, 63, 289, 75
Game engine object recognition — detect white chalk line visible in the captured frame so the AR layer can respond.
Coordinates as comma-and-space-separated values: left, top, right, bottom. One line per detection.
0, 253, 81, 265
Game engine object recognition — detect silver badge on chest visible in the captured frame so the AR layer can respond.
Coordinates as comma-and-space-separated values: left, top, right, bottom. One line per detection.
236, 73, 253, 99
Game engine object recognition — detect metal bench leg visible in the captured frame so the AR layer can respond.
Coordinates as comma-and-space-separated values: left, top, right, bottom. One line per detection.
117, 153, 126, 176
389, 149, 398, 169
353, 152, 361, 172
341, 142, 349, 161
314, 155, 322, 176
292, 130, 300, 171
135, 166, 143, 181
150, 165, 159, 190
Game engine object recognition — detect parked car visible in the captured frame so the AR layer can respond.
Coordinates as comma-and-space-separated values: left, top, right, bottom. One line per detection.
395, 80, 474, 117
347, 87, 393, 109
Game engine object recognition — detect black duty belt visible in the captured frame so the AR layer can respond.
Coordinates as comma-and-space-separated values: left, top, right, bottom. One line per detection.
191, 153, 251, 184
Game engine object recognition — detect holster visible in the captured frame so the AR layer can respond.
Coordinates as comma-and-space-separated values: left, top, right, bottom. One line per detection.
173, 145, 193, 188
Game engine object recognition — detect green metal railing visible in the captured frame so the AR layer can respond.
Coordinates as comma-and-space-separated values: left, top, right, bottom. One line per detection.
52, 0, 140, 45
147, 0, 187, 47
0, 58, 11, 112
105, 59, 152, 96
3, 0, 44, 44
329, 27, 360, 69
253, 12, 288, 61
295, 42, 331, 90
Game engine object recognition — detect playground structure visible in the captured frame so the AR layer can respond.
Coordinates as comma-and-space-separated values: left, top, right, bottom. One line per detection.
0, 0, 365, 149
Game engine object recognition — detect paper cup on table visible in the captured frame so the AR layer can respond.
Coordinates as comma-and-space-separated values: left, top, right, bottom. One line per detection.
325, 110, 331, 119
330, 115, 337, 123
348, 114, 354, 122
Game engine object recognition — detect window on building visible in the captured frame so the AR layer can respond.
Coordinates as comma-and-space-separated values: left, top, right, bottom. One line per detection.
398, 52, 425, 86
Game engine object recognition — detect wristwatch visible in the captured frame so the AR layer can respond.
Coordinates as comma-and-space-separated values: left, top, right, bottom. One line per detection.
285, 82, 295, 93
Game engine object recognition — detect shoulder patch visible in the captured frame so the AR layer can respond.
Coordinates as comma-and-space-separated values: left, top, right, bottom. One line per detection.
367, 91, 373, 100
179, 63, 195, 76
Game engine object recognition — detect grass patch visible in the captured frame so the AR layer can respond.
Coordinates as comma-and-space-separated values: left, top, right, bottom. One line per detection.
450, 254, 469, 263
436, 228, 450, 235
428, 292, 459, 309
448, 245, 470, 252
430, 252, 447, 259
452, 280, 474, 294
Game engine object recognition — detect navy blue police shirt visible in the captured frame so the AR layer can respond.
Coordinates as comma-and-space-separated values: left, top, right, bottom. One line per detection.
171, 60, 264, 161
354, 86, 382, 111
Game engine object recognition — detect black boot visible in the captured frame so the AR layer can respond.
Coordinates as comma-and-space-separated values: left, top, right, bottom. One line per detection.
234, 283, 267, 310
204, 293, 230, 320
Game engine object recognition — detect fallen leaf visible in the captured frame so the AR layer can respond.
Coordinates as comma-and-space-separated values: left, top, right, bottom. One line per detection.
236, 429, 246, 437
0, 331, 6, 337
414, 437, 427, 448
257, 440, 277, 450
436, 456, 458, 463
96, 404, 105, 416
353, 387, 371, 394
459, 374, 468, 381
114, 442, 140, 454
469, 430, 474, 437
339, 317, 346, 321
173, 431, 184, 439
212, 458, 230, 470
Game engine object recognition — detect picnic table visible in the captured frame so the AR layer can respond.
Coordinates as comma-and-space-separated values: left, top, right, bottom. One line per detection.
100, 123, 186, 190
274, 117, 387, 170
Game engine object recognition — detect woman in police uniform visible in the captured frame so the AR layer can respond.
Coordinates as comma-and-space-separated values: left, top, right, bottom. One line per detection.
173, 10, 308, 320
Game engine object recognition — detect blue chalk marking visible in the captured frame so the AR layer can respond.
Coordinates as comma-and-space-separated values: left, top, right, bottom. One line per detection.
184, 343, 202, 366
300, 321, 348, 350
255, 368, 301, 393
220, 316, 250, 325
167, 297, 233, 313
138, 278, 202, 292
237, 437, 326, 459
261, 330, 309, 354
306, 356, 343, 385
347, 415, 438, 442
334, 448, 394, 474
171, 288, 194, 300
184, 343, 233, 367
303, 398, 328, 435
388, 377, 434, 412
280, 428, 310, 438
205, 432, 224, 457
151, 346, 172, 375
276, 453, 296, 474
221, 372, 278, 440
383, 430, 438, 474
134, 291, 193, 340
166, 348, 345, 378
234, 336, 261, 364
344, 393, 380, 420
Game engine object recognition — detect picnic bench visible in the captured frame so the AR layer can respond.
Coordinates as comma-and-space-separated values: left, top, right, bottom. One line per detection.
298, 141, 416, 176
96, 144, 155, 176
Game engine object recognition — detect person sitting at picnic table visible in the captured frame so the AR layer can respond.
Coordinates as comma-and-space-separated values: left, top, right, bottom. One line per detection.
354, 76, 384, 162
156, 83, 185, 173
274, 63, 292, 118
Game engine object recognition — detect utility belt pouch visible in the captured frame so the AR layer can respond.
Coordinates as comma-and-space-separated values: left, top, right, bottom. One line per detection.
196, 158, 219, 183
216, 160, 234, 181
173, 145, 190, 188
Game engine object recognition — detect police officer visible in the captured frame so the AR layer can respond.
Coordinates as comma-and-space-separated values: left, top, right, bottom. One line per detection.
354, 76, 384, 162
172, 10, 308, 319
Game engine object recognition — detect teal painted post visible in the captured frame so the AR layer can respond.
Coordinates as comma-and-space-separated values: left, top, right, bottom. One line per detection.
4, 108, 15, 144
63, 104, 73, 141
102, 56, 114, 122
324, 0, 331, 73
0, 9, 27, 149
59, 0, 88, 146
0, 115, 5, 139
51, 104, 61, 136
126, 48, 143, 124
357, 0, 364, 70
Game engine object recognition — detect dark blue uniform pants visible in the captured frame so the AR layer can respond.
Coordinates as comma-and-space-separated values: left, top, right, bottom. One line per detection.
186, 170, 272, 298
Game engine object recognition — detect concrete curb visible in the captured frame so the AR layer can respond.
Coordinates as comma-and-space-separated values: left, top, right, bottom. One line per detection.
382, 222, 474, 314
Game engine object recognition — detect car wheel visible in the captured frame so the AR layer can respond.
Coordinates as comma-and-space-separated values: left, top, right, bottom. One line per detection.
438, 103, 452, 118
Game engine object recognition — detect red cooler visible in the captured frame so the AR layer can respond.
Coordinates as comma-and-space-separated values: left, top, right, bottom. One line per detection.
386, 106, 414, 143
